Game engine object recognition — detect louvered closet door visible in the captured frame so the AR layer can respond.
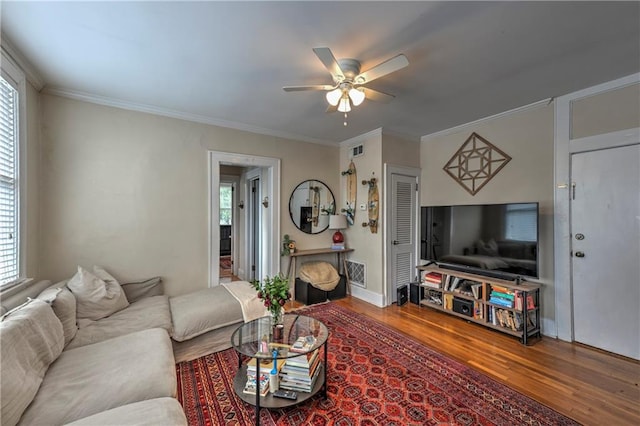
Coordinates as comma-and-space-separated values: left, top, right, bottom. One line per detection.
390, 173, 417, 303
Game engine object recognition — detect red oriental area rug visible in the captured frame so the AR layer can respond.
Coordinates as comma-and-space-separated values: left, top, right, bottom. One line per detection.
176, 303, 578, 426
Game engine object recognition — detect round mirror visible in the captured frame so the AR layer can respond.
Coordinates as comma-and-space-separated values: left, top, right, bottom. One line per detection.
289, 180, 335, 234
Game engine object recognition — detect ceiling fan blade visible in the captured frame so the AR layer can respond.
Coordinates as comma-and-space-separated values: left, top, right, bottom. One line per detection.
362, 87, 395, 103
355, 54, 409, 84
283, 85, 334, 92
313, 47, 345, 81
325, 104, 338, 113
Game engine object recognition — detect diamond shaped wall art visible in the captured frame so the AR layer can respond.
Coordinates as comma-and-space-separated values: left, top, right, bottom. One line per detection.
443, 132, 511, 196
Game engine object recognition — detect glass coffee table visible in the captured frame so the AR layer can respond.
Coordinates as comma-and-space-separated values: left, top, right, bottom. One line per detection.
231, 314, 329, 425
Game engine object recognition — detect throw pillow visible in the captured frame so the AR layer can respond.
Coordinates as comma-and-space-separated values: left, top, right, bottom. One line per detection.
67, 266, 129, 321
1, 299, 64, 426
121, 277, 163, 303
37, 286, 78, 346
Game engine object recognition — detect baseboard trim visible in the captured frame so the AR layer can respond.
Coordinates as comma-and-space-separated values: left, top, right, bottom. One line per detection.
350, 285, 385, 307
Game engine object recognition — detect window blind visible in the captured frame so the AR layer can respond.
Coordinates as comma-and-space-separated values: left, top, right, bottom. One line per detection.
505, 204, 537, 242
0, 76, 19, 286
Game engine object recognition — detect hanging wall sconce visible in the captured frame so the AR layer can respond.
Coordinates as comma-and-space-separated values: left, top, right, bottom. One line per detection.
262, 197, 269, 208
238, 200, 244, 209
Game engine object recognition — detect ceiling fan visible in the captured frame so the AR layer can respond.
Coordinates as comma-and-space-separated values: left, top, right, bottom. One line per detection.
283, 47, 409, 124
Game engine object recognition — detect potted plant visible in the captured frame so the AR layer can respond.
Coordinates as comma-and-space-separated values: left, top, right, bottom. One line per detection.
251, 274, 291, 326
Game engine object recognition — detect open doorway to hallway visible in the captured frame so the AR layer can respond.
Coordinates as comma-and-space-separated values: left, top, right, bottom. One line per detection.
208, 151, 281, 288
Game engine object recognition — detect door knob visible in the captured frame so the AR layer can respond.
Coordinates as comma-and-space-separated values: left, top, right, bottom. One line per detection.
392, 240, 399, 245
575, 251, 585, 258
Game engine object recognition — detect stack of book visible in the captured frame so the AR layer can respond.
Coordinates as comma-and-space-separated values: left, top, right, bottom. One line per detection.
279, 349, 321, 393
290, 336, 316, 353
514, 291, 536, 311
421, 271, 442, 289
331, 242, 345, 250
243, 372, 270, 396
243, 355, 286, 396
489, 285, 514, 308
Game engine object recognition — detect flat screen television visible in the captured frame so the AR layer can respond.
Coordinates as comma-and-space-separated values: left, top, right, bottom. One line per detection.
420, 202, 539, 279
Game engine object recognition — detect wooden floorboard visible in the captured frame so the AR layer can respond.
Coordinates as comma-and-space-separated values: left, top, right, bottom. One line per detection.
318, 296, 640, 426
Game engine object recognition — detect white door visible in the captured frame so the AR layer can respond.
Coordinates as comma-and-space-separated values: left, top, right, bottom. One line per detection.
389, 173, 418, 303
571, 144, 640, 360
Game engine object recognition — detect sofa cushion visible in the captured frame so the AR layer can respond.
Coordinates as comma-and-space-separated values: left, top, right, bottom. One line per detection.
121, 276, 163, 303
18, 328, 176, 426
1, 299, 64, 426
67, 266, 129, 321
37, 286, 78, 346
170, 286, 243, 342
63, 397, 187, 426
65, 295, 172, 350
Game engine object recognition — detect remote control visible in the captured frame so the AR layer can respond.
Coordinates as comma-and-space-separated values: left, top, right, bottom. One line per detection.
273, 389, 297, 400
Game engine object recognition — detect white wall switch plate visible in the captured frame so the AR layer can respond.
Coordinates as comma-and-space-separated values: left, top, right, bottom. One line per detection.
359, 203, 367, 211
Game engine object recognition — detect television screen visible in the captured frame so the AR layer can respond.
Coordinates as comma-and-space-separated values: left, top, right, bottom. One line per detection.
420, 203, 539, 278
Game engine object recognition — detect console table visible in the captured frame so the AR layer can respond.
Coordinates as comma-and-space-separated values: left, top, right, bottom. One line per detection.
286, 248, 354, 299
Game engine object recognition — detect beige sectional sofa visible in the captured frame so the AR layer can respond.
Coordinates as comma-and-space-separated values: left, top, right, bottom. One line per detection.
0, 275, 188, 426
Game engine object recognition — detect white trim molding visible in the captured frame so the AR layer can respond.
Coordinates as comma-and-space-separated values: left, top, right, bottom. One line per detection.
554, 72, 640, 342
44, 87, 336, 146
0, 36, 44, 91
421, 98, 552, 142
208, 151, 280, 287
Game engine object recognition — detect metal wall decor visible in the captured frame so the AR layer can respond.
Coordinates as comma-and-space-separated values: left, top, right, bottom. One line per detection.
443, 132, 511, 196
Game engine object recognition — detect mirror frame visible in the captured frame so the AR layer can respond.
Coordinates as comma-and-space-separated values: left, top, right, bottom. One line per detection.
288, 180, 335, 234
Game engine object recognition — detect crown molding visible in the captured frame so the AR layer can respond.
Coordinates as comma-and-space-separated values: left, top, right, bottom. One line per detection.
420, 98, 552, 143
339, 127, 383, 147
1, 34, 44, 91
42, 86, 338, 146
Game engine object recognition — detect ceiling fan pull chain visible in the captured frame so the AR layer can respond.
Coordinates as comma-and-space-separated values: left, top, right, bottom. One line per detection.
344, 112, 348, 126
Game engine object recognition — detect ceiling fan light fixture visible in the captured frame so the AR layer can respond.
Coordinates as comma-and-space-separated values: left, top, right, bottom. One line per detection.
337, 96, 351, 113
348, 87, 365, 106
326, 88, 342, 106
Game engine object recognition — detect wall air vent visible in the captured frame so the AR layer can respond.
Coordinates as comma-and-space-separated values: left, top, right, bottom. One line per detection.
351, 144, 364, 158
346, 260, 366, 288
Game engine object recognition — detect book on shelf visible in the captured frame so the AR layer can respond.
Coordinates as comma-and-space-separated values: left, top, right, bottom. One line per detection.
247, 356, 286, 374
514, 291, 536, 311
469, 283, 481, 299
331, 243, 345, 250
280, 359, 322, 393
443, 294, 454, 310
243, 373, 269, 396
286, 348, 319, 368
421, 271, 443, 288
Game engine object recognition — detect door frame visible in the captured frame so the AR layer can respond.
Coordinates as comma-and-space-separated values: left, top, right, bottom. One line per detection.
208, 151, 280, 288
383, 164, 420, 306
245, 169, 262, 282
554, 72, 640, 341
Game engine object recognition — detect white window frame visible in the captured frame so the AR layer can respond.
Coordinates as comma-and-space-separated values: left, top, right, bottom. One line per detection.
1, 48, 28, 289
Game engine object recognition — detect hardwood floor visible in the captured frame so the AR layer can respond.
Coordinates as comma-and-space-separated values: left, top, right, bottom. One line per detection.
314, 296, 639, 426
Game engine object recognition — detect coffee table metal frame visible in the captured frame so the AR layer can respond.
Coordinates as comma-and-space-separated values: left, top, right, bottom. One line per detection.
230, 314, 329, 426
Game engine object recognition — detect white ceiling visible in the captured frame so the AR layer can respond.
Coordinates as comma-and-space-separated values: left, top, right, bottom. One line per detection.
2, 1, 639, 144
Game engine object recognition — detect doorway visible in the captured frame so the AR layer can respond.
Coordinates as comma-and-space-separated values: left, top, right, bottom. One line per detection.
570, 144, 639, 360
208, 151, 280, 287
219, 176, 239, 281
385, 165, 420, 305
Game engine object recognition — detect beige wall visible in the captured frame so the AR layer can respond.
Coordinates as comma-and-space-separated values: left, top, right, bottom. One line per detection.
38, 94, 339, 296
25, 82, 40, 278
339, 130, 385, 301
381, 133, 420, 168
420, 104, 556, 325
571, 83, 640, 139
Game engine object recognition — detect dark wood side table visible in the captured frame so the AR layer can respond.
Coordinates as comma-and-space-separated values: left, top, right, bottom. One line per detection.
286, 248, 354, 300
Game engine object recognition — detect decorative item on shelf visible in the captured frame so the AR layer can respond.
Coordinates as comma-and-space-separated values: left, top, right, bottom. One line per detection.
281, 234, 296, 256
342, 160, 357, 226
251, 274, 291, 328
329, 215, 347, 249
361, 174, 379, 233
443, 132, 511, 196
